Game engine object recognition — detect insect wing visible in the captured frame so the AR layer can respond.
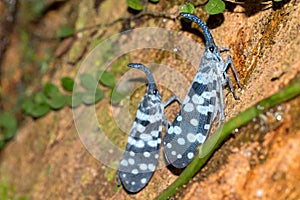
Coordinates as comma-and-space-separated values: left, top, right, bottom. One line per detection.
163, 72, 221, 168
117, 95, 163, 193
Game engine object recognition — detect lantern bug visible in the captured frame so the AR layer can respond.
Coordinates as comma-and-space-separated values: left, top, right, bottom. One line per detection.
117, 63, 180, 193
163, 13, 242, 168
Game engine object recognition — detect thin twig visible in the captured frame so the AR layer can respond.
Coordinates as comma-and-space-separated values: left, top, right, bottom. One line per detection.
76, 11, 177, 34
33, 11, 177, 41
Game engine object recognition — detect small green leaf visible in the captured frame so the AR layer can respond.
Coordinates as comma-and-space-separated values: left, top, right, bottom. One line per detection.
126, 0, 144, 11
180, 3, 195, 14
70, 92, 84, 107
94, 89, 105, 102
48, 94, 68, 109
82, 93, 95, 105
0, 112, 17, 130
0, 139, 5, 149
80, 73, 98, 90
82, 89, 104, 105
22, 98, 35, 114
30, 103, 51, 118
110, 90, 128, 104
61, 77, 75, 91
99, 71, 115, 88
34, 92, 48, 104
0, 112, 17, 140
22, 97, 50, 117
66, 95, 72, 107
44, 83, 60, 98
149, 0, 159, 2
56, 26, 74, 38
205, 0, 225, 15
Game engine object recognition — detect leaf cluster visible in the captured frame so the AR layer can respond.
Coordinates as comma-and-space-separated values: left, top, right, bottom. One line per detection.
21, 71, 116, 118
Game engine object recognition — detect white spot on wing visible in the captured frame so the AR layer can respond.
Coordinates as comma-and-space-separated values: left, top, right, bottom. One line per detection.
132, 169, 139, 175
211, 90, 217, 97
129, 151, 135, 156
150, 130, 159, 137
143, 152, 150, 157
166, 143, 172, 148
141, 178, 147, 184
136, 110, 150, 121
168, 126, 174, 134
120, 160, 128, 166
140, 133, 152, 141
149, 112, 162, 123
177, 138, 185, 145
139, 163, 147, 170
177, 115, 182, 121
183, 95, 190, 104
147, 140, 157, 147
148, 163, 155, 171
190, 118, 199, 126
135, 140, 145, 148
204, 124, 210, 130
184, 103, 194, 112
128, 158, 135, 165
197, 105, 208, 115
157, 138, 161, 144
187, 152, 194, 159
196, 134, 206, 144
173, 126, 182, 135
208, 104, 214, 112
137, 124, 146, 132
192, 94, 204, 104
195, 73, 208, 84
202, 91, 211, 99
187, 133, 196, 143
128, 136, 136, 145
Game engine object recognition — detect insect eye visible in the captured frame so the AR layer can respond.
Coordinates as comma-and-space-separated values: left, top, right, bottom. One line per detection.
209, 46, 214, 52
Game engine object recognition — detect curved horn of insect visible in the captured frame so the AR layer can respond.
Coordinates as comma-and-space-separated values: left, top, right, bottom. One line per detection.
128, 63, 156, 85
180, 13, 215, 47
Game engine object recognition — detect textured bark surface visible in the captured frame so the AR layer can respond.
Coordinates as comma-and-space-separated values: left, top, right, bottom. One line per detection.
0, 0, 299, 199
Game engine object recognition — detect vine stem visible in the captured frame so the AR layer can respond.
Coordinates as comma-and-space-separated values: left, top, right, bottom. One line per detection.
155, 79, 300, 200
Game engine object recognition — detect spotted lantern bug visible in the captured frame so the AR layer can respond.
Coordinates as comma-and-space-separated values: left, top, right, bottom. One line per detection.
163, 13, 243, 169
117, 63, 180, 193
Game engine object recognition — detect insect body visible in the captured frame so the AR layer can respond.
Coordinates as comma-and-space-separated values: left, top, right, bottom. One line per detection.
117, 63, 179, 193
163, 13, 242, 169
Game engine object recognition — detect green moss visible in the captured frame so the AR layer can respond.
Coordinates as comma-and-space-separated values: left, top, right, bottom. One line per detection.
0, 182, 29, 200
110, 55, 130, 77
103, 161, 119, 182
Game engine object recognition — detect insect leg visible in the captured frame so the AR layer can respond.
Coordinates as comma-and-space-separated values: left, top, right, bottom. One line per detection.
218, 86, 225, 122
162, 95, 181, 133
223, 71, 240, 100
224, 55, 243, 89
162, 116, 171, 133
218, 46, 230, 52
163, 95, 182, 108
